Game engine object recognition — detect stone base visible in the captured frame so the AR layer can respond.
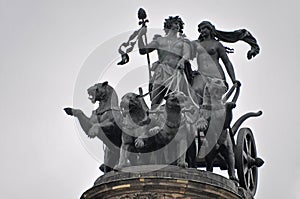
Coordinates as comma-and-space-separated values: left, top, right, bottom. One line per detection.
80, 165, 253, 199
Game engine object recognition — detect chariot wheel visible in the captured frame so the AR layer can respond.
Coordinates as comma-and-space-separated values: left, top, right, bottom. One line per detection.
236, 128, 259, 196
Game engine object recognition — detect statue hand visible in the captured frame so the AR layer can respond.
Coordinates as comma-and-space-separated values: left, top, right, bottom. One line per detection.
247, 49, 258, 60
139, 26, 147, 36
177, 59, 185, 70
88, 123, 101, 138
135, 138, 144, 148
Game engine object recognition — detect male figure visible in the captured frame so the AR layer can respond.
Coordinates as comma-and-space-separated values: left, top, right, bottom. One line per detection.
138, 16, 192, 109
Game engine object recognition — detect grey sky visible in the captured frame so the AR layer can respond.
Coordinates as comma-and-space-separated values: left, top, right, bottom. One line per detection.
1, 0, 299, 198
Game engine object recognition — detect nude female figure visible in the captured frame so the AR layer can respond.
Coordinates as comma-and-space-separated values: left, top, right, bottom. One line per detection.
191, 21, 237, 103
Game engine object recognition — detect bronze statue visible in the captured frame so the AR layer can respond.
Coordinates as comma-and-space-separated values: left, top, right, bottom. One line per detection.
66, 9, 265, 197
138, 16, 193, 109
64, 81, 122, 173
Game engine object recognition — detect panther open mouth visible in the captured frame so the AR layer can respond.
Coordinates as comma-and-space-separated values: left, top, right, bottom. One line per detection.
87, 85, 97, 104
165, 92, 187, 110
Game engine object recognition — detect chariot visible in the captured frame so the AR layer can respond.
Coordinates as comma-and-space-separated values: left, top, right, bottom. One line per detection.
194, 82, 264, 196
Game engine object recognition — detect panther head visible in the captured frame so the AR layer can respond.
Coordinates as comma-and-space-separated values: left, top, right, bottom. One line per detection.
87, 81, 111, 104
120, 92, 148, 126
203, 77, 228, 102
164, 91, 188, 112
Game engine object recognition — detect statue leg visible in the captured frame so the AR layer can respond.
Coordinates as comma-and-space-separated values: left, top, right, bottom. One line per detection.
191, 74, 207, 105
220, 138, 238, 181
115, 134, 133, 169
115, 147, 128, 169
186, 139, 197, 168
139, 152, 152, 165
177, 139, 188, 168
104, 147, 119, 173
127, 147, 138, 166
205, 146, 218, 172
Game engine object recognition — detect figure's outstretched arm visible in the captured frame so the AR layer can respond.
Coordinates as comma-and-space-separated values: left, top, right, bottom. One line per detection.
218, 43, 236, 83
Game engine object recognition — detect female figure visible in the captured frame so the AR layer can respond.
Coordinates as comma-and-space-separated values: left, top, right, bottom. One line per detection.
192, 21, 259, 103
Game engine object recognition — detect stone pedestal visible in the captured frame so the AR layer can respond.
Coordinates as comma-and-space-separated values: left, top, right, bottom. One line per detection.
80, 165, 253, 199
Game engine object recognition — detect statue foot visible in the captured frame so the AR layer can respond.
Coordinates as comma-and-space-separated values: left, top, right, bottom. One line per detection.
177, 161, 188, 168
99, 164, 113, 173
114, 162, 129, 171
229, 175, 239, 184
99, 164, 105, 172
113, 164, 122, 171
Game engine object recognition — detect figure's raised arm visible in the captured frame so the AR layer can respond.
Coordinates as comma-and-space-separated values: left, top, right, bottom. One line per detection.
138, 27, 158, 55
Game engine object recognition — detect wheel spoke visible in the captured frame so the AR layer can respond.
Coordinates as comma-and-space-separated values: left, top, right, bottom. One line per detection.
244, 165, 248, 175
244, 138, 248, 153
247, 169, 251, 188
249, 169, 254, 188
248, 139, 252, 155
243, 151, 248, 160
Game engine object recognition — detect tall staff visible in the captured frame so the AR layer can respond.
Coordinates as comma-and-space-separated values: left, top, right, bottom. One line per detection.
137, 8, 152, 84
117, 8, 152, 91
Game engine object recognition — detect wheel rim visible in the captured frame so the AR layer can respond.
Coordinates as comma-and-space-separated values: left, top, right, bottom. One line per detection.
236, 128, 258, 196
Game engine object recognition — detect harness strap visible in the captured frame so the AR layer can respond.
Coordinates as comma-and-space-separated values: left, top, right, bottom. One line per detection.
96, 107, 120, 116
200, 104, 225, 111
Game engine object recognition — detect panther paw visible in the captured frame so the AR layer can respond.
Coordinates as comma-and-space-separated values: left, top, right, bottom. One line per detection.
113, 164, 122, 171
135, 138, 145, 148
149, 126, 161, 135
229, 175, 239, 184
64, 107, 73, 116
197, 117, 208, 131
177, 161, 188, 168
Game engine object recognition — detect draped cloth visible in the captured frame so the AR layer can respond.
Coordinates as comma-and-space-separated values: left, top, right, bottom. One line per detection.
215, 29, 260, 60
198, 21, 260, 60
117, 28, 142, 65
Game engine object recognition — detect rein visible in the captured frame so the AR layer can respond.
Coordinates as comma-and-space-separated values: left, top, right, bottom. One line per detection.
200, 104, 226, 111
96, 107, 120, 116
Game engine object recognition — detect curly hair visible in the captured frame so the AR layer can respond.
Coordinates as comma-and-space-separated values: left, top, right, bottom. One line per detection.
164, 16, 184, 34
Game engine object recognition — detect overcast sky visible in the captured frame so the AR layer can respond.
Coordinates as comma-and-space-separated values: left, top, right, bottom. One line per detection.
1, 0, 300, 198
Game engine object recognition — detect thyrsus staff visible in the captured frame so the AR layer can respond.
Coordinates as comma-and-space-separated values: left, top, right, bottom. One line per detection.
117, 8, 152, 87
